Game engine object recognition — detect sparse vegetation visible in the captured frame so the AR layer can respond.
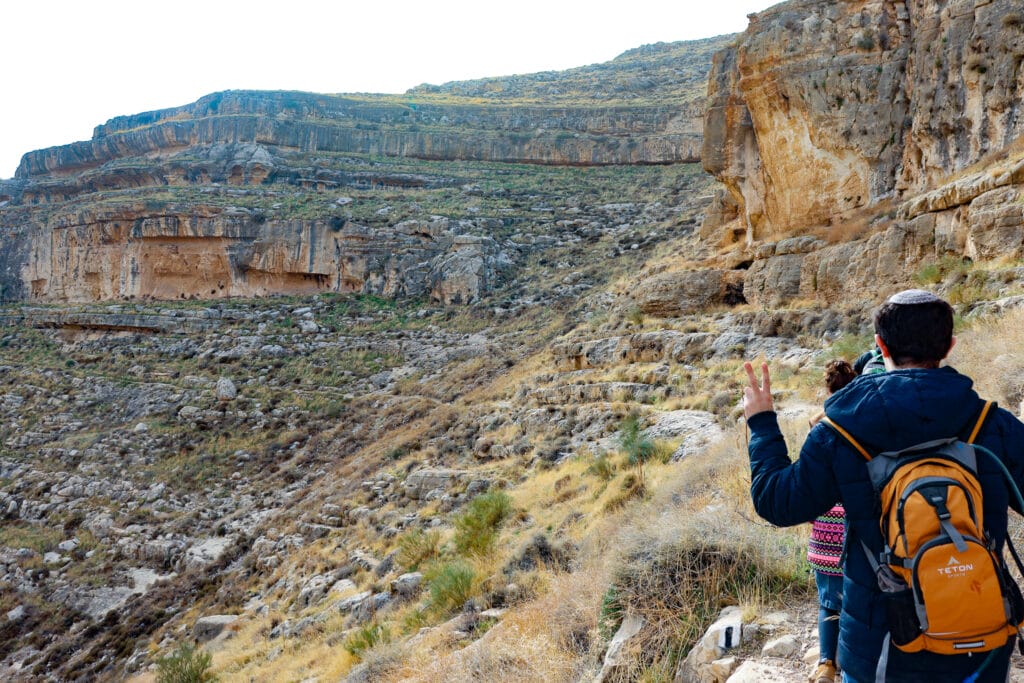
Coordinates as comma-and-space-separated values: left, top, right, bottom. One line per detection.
156, 642, 217, 683
453, 490, 513, 556
344, 622, 392, 659
425, 560, 477, 614
619, 413, 655, 484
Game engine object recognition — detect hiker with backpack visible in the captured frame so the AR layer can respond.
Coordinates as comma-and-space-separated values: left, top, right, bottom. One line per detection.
742, 289, 1024, 682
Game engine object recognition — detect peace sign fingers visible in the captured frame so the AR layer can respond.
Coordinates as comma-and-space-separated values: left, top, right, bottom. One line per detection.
742, 361, 774, 418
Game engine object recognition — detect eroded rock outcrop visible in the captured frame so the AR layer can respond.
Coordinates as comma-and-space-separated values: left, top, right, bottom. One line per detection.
706, 0, 1024, 241
6, 207, 510, 303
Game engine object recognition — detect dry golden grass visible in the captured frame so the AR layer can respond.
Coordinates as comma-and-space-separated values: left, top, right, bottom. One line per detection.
396, 566, 605, 683
949, 306, 1024, 410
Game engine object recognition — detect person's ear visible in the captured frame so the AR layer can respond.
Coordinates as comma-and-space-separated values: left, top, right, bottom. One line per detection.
874, 334, 891, 359
875, 334, 898, 371
945, 335, 956, 359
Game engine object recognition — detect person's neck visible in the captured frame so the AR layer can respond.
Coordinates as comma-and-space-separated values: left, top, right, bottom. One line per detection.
891, 362, 941, 370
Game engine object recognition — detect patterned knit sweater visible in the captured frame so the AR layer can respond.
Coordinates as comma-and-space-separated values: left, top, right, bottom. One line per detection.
808, 503, 845, 576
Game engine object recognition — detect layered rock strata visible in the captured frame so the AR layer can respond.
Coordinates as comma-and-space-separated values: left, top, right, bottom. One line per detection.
0, 34, 728, 304
5, 209, 508, 304
740, 158, 1024, 305
705, 0, 1024, 241
17, 91, 704, 182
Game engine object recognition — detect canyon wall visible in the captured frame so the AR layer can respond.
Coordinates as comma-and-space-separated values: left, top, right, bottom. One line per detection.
0, 35, 729, 303
705, 0, 1024, 241
7, 206, 508, 304
16, 92, 705, 180
700, 0, 1024, 309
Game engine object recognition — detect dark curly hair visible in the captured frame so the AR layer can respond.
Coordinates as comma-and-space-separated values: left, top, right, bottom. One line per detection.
824, 359, 857, 395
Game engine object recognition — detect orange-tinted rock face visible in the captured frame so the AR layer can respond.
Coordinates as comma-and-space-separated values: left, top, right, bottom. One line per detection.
705, 0, 1024, 241
9, 206, 505, 305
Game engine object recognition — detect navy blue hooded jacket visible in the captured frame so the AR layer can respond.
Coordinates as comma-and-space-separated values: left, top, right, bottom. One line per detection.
747, 366, 1024, 682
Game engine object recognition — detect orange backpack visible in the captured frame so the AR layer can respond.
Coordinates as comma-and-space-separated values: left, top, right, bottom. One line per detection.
824, 401, 1024, 655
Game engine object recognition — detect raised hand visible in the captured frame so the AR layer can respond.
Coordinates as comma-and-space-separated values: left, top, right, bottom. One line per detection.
742, 361, 774, 419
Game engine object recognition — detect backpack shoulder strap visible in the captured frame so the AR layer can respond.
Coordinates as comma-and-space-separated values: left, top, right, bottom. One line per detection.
821, 415, 872, 462
967, 400, 994, 444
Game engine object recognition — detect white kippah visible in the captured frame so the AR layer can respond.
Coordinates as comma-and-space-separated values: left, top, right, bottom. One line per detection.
887, 289, 944, 304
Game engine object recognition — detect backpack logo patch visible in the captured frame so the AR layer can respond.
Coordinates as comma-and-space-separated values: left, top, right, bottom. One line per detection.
936, 558, 973, 576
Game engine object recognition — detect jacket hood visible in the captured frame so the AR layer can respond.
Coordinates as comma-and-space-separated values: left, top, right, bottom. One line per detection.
823, 366, 983, 453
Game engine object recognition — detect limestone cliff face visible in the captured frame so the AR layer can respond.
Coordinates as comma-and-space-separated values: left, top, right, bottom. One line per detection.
16, 91, 703, 181
705, 0, 1024, 241
10, 207, 508, 304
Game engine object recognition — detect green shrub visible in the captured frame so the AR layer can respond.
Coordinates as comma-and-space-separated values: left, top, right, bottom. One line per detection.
344, 622, 391, 658
619, 413, 654, 484
598, 586, 623, 640
586, 452, 617, 480
156, 642, 217, 683
396, 528, 441, 570
828, 333, 873, 361
426, 560, 476, 614
453, 490, 512, 555
915, 262, 942, 285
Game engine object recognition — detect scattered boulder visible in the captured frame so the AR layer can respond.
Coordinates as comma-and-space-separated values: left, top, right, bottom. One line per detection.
215, 377, 237, 402
761, 634, 799, 658
403, 469, 464, 500
634, 269, 745, 317
676, 606, 744, 683
185, 536, 234, 570
193, 614, 239, 643
390, 572, 423, 597
336, 591, 372, 614
296, 574, 333, 609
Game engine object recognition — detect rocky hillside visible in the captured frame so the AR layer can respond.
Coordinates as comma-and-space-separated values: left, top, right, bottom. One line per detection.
3, 2, 1024, 682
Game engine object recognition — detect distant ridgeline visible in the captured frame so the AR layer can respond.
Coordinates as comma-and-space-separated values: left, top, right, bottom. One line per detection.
0, 36, 730, 303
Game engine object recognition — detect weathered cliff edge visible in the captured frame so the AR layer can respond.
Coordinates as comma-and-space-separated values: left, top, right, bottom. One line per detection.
704, 0, 1024, 306
16, 92, 703, 180
0, 36, 729, 303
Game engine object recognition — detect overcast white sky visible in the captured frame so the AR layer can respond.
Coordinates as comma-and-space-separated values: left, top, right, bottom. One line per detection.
1, 0, 776, 179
